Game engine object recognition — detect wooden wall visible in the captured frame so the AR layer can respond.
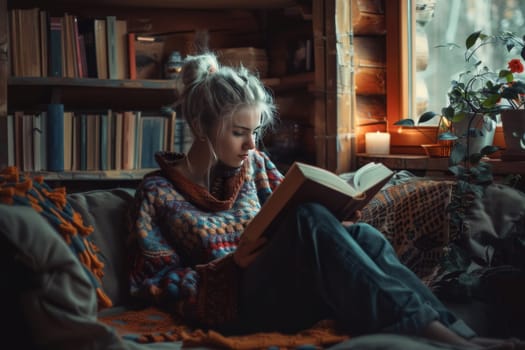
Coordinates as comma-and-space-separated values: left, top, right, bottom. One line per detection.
352, 0, 387, 154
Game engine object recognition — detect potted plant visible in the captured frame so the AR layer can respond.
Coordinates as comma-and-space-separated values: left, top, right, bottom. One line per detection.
398, 30, 525, 166
395, 30, 525, 237
396, 31, 525, 304
446, 31, 525, 161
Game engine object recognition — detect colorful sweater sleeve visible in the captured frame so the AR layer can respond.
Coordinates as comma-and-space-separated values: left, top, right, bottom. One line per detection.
252, 150, 284, 205
128, 177, 199, 308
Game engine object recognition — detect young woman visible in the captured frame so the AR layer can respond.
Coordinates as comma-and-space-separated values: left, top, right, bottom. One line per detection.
128, 53, 521, 349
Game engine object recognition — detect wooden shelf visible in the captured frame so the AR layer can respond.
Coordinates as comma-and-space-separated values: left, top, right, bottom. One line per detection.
11, 0, 298, 9
7, 74, 315, 112
264, 72, 315, 92
8, 77, 178, 112
29, 168, 157, 181
356, 153, 525, 176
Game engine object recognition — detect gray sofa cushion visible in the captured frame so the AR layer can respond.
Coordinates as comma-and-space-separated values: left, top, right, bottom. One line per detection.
0, 204, 126, 349
67, 188, 136, 307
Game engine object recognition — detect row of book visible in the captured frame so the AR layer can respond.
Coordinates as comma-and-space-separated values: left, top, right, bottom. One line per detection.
9, 8, 165, 79
5, 104, 193, 172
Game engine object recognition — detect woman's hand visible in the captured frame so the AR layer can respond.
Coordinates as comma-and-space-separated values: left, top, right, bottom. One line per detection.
342, 210, 362, 226
233, 235, 267, 268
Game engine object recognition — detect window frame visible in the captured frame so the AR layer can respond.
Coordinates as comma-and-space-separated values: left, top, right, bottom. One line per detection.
385, 0, 505, 154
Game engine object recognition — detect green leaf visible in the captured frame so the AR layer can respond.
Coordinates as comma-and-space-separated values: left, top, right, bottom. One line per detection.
393, 119, 415, 126
466, 31, 482, 50
480, 145, 499, 155
481, 94, 500, 108
438, 131, 458, 141
435, 43, 461, 50
498, 69, 513, 81
418, 111, 438, 124
442, 107, 455, 119
452, 112, 466, 123
469, 153, 483, 164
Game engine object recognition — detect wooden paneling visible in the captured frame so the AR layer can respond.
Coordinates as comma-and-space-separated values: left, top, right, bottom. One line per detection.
352, 0, 387, 164
0, 0, 7, 169
385, 0, 408, 135
312, 0, 328, 169
11, 0, 298, 9
352, 0, 386, 35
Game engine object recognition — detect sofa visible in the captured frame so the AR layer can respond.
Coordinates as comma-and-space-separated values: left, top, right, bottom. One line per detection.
1, 168, 525, 350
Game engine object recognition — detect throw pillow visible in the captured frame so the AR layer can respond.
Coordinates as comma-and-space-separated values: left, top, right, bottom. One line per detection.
360, 179, 455, 280
0, 166, 112, 308
0, 204, 123, 349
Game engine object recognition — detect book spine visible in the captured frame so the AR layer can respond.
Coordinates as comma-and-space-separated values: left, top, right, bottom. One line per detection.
39, 10, 48, 77
78, 18, 97, 78
22, 114, 34, 171
73, 16, 84, 78
33, 114, 42, 171
140, 117, 158, 168
134, 112, 142, 169
100, 113, 108, 170
40, 112, 47, 170
94, 19, 108, 79
106, 110, 113, 170
115, 19, 128, 79
79, 113, 87, 170
14, 112, 23, 168
106, 15, 117, 79
121, 111, 136, 170
46, 104, 64, 171
48, 16, 63, 77
6, 115, 15, 166
128, 32, 136, 79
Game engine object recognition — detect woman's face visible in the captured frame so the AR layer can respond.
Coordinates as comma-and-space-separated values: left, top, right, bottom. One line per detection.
212, 106, 261, 168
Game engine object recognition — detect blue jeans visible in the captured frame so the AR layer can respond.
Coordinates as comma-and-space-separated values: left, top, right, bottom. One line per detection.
238, 202, 475, 338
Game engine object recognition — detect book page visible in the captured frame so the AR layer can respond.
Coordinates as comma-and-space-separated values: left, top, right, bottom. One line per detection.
352, 162, 393, 192
298, 163, 361, 197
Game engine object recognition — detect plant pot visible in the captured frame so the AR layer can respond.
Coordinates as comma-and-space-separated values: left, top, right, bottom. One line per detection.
453, 113, 496, 155
421, 142, 452, 158
500, 110, 525, 161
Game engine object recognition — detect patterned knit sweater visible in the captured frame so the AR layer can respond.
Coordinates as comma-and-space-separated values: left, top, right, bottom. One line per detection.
129, 149, 284, 325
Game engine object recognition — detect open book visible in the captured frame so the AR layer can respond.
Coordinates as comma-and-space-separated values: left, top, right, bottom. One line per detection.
243, 161, 394, 241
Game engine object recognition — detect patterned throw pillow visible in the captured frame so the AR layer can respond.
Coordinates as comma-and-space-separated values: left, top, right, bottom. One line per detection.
360, 179, 456, 280
0, 166, 112, 308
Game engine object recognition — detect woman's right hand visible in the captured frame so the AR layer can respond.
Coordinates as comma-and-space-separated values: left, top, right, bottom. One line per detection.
233, 234, 267, 268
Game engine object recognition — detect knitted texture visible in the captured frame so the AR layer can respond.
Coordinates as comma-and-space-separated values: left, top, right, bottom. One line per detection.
0, 166, 112, 308
99, 306, 349, 349
360, 179, 455, 281
129, 150, 284, 325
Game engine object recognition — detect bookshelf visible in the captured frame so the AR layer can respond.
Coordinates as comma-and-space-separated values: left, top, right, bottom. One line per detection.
8, 77, 178, 111
1, 0, 355, 189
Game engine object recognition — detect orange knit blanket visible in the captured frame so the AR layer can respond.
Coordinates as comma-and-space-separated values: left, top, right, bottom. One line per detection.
0, 166, 112, 308
99, 307, 349, 349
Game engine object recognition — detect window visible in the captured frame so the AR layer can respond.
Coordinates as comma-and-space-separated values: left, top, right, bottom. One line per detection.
410, 0, 525, 125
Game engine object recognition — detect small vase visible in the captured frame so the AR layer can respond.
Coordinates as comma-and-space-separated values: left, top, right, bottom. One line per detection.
453, 113, 496, 154
500, 109, 525, 161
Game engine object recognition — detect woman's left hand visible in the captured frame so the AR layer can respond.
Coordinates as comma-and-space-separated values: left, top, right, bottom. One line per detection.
233, 235, 267, 269
342, 210, 362, 226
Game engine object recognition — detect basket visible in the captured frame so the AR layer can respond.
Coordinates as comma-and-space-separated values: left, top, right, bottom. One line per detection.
421, 142, 452, 158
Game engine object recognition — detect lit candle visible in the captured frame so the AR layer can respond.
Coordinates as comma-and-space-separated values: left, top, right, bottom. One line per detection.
365, 131, 390, 154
